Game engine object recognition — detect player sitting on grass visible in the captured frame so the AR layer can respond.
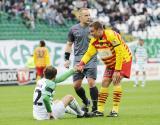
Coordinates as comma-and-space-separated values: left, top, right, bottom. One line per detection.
33, 65, 91, 120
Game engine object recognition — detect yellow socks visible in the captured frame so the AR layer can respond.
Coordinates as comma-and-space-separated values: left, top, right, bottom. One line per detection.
112, 85, 122, 113
98, 87, 109, 113
97, 85, 122, 113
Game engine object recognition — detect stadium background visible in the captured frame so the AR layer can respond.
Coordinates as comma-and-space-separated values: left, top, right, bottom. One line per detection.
0, 0, 160, 125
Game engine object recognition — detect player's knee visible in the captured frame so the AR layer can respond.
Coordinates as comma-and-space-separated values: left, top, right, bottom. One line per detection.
113, 82, 120, 86
88, 82, 96, 88
102, 79, 111, 87
66, 94, 74, 100
73, 83, 81, 90
87, 78, 96, 87
113, 79, 121, 86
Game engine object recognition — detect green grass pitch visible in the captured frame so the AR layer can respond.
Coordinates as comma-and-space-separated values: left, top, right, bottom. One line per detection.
0, 81, 160, 125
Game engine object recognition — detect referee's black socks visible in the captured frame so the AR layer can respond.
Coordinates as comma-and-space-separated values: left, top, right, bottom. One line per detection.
90, 86, 98, 111
75, 87, 88, 106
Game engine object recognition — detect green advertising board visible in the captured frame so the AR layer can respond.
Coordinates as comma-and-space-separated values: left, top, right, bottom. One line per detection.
145, 39, 160, 60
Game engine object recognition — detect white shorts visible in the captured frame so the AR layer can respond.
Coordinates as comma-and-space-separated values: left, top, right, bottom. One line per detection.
33, 105, 49, 120
51, 101, 66, 119
33, 101, 65, 120
135, 63, 146, 72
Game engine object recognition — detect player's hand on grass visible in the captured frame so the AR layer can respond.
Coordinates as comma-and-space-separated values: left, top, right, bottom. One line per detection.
48, 112, 54, 119
64, 60, 70, 68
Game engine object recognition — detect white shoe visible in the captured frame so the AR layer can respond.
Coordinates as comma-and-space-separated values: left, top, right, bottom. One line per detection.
133, 84, 138, 87
141, 84, 145, 87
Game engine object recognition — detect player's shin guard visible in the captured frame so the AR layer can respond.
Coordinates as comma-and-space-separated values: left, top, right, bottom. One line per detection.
65, 106, 77, 115
112, 85, 122, 113
97, 87, 108, 113
75, 87, 88, 106
90, 86, 98, 111
69, 98, 84, 116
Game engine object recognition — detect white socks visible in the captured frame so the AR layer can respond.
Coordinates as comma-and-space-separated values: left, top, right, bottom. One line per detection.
65, 106, 77, 115
68, 98, 84, 116
134, 74, 146, 87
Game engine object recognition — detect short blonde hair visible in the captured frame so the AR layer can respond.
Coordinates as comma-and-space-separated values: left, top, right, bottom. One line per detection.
78, 8, 89, 17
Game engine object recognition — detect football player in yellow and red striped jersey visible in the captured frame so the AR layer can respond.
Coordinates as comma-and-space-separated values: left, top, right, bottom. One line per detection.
33, 40, 50, 81
77, 21, 132, 117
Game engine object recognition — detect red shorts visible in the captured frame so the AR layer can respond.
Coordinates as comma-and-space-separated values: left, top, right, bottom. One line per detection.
104, 60, 132, 79
36, 67, 46, 77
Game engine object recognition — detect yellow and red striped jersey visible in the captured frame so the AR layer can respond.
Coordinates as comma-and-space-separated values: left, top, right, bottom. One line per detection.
81, 29, 132, 70
33, 47, 50, 67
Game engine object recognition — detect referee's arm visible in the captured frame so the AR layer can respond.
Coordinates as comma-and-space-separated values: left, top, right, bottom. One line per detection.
64, 41, 73, 61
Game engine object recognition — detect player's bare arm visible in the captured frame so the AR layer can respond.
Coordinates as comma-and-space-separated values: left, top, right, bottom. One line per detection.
64, 41, 73, 68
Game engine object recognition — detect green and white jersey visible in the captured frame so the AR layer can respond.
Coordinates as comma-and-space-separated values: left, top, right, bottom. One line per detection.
33, 78, 55, 107
33, 69, 75, 120
134, 45, 148, 64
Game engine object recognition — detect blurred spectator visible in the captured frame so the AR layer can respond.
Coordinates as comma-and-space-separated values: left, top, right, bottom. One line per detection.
55, 8, 66, 26
0, 0, 3, 11
0, 0, 159, 37
46, 5, 57, 26
37, 6, 46, 23
22, 5, 35, 30
0, 0, 3, 22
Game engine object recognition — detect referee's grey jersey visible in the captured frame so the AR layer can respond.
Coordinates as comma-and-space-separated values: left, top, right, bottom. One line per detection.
68, 23, 97, 68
